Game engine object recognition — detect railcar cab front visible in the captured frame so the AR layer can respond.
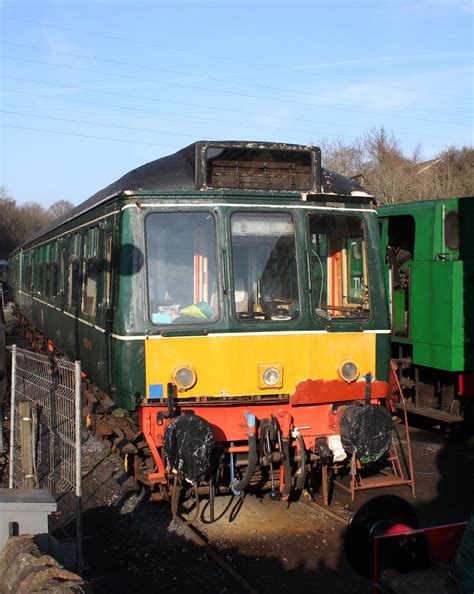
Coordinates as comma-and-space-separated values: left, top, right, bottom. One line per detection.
129, 142, 391, 502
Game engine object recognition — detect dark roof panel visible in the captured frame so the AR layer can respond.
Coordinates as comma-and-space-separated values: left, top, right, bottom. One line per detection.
20, 141, 373, 249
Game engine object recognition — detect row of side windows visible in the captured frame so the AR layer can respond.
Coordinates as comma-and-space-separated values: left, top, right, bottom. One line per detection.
23, 228, 113, 318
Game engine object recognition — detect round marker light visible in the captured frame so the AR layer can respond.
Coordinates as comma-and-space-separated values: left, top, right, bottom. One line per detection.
263, 367, 281, 387
339, 360, 359, 383
173, 366, 197, 391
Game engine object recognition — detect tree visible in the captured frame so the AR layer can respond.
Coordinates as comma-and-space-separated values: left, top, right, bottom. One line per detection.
433, 146, 474, 198
0, 187, 19, 258
362, 127, 418, 204
320, 139, 365, 178
50, 199, 75, 221
318, 127, 473, 204
16, 202, 52, 240
0, 186, 18, 238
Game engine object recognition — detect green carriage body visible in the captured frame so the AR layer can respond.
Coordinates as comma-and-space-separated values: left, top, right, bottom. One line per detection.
378, 197, 474, 416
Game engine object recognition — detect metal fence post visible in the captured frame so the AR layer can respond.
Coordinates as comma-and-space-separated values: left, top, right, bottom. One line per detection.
19, 400, 35, 488
8, 344, 17, 489
74, 360, 83, 575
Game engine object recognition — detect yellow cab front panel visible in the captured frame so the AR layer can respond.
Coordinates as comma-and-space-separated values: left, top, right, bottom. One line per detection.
145, 330, 378, 399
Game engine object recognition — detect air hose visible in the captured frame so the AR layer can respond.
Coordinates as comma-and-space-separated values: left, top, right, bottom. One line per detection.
230, 413, 258, 496
277, 410, 293, 499
296, 433, 306, 490
170, 474, 200, 524
280, 437, 292, 499
258, 418, 275, 465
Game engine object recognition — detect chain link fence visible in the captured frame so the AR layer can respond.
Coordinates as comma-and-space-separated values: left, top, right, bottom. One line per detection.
8, 345, 82, 571
0, 286, 6, 454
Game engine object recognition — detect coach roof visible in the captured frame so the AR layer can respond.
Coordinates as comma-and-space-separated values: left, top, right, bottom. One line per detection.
19, 141, 372, 249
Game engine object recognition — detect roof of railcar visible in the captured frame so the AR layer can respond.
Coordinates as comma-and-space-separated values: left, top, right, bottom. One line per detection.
378, 196, 473, 216
15, 140, 373, 251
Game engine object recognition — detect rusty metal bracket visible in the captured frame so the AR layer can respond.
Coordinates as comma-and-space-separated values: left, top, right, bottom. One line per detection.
143, 411, 167, 485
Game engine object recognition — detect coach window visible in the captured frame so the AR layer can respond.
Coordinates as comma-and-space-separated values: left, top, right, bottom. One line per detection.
104, 233, 113, 306
68, 233, 81, 309
445, 211, 461, 250
36, 249, 43, 295
51, 242, 59, 296
25, 253, 31, 290
82, 228, 98, 317
146, 212, 218, 324
44, 244, 52, 298
309, 214, 370, 320
231, 213, 299, 321
59, 245, 66, 297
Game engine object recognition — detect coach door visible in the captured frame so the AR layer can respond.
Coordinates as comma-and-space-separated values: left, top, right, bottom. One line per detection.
80, 228, 100, 378
386, 215, 415, 339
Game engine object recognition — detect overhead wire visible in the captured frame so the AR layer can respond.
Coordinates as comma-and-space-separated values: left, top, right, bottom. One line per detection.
1, 109, 217, 139
3, 15, 472, 104
0, 87, 389, 135
0, 74, 388, 137
2, 100, 471, 145
2, 40, 470, 116
2, 17, 471, 156
1, 123, 180, 148
1, 54, 469, 127
0, 101, 361, 140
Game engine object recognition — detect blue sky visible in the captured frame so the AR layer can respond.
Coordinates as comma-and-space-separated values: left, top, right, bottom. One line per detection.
1, 0, 472, 207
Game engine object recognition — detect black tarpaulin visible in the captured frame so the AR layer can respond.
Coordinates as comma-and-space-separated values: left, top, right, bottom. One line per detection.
163, 414, 215, 481
340, 404, 392, 464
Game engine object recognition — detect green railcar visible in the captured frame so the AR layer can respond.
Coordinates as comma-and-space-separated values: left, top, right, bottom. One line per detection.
8, 141, 393, 506
379, 197, 474, 423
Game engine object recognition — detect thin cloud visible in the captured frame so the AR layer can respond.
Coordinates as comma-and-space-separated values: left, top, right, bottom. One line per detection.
173, 51, 472, 86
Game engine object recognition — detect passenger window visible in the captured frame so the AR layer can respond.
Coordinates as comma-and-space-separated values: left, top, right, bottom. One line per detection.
83, 261, 98, 316
59, 248, 66, 295
68, 262, 80, 308
45, 264, 51, 297
105, 233, 113, 306
38, 263, 44, 295
50, 242, 59, 297
82, 229, 98, 317
445, 211, 461, 250
52, 262, 59, 296
68, 233, 81, 309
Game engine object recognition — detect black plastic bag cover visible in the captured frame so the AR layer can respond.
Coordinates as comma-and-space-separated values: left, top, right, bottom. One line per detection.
340, 404, 392, 464
164, 415, 215, 481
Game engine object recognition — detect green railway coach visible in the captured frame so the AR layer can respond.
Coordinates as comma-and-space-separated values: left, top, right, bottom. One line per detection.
8, 141, 394, 506
379, 197, 474, 424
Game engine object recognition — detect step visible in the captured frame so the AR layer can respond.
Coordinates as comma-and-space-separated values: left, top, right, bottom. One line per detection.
356, 473, 410, 488
393, 402, 463, 423
395, 357, 412, 365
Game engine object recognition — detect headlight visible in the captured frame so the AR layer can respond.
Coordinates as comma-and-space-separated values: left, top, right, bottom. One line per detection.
258, 364, 283, 389
262, 367, 281, 387
172, 366, 197, 391
338, 360, 359, 383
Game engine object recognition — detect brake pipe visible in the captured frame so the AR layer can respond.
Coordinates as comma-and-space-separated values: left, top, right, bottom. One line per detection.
230, 413, 257, 496
277, 410, 293, 500
295, 432, 307, 490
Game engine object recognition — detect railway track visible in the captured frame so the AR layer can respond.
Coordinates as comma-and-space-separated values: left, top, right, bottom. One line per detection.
173, 516, 259, 594
172, 492, 353, 594
299, 496, 352, 526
